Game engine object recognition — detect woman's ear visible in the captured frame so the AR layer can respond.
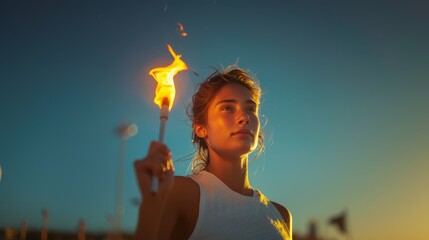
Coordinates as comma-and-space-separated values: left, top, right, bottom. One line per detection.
194, 124, 207, 138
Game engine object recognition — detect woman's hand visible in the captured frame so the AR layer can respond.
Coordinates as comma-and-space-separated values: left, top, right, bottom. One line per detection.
134, 141, 175, 204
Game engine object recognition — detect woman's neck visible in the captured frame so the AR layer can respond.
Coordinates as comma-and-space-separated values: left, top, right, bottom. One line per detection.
206, 150, 253, 196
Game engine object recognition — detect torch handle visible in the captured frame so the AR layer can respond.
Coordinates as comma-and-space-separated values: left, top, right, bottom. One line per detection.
151, 105, 169, 193
158, 117, 166, 143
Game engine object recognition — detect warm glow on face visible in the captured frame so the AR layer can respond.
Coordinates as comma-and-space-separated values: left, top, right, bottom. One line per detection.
149, 44, 188, 110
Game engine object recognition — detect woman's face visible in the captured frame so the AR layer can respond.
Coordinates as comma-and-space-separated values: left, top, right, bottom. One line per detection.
199, 83, 260, 158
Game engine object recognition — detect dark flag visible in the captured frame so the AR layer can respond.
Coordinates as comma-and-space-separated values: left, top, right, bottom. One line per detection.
329, 211, 347, 233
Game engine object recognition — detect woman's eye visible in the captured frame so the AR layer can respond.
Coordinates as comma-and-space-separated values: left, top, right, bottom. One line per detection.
247, 106, 257, 113
221, 105, 233, 111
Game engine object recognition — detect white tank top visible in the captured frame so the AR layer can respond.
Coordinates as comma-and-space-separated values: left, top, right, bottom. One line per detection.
188, 171, 291, 240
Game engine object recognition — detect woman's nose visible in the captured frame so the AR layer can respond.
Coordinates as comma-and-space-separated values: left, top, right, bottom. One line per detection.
237, 112, 250, 125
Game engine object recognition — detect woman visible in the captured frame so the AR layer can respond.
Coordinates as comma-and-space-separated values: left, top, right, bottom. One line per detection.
134, 66, 292, 239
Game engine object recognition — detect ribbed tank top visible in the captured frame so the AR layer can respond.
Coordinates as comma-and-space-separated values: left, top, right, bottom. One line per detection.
188, 171, 291, 240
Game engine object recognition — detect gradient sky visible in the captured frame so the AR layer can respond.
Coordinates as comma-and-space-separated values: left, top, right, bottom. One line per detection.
1, 1, 428, 240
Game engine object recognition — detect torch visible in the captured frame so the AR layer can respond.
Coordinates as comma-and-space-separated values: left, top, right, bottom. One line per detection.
149, 44, 188, 193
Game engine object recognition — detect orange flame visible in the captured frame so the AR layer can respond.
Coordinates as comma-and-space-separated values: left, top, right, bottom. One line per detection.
177, 22, 188, 37
149, 44, 188, 110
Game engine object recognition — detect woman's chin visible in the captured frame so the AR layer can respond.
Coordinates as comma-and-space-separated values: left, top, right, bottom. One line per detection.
230, 144, 256, 156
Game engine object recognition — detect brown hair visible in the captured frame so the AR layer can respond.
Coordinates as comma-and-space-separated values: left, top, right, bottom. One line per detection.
188, 66, 264, 173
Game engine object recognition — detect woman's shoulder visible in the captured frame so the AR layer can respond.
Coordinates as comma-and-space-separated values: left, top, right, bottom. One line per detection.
172, 175, 200, 194
165, 175, 200, 239
168, 175, 200, 205
270, 201, 292, 231
168, 175, 200, 215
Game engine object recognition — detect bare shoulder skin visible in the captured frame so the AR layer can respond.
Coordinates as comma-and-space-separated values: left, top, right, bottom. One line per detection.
158, 176, 200, 240
271, 201, 293, 234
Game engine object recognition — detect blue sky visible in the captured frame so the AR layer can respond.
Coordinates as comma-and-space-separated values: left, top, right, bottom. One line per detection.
1, 1, 428, 239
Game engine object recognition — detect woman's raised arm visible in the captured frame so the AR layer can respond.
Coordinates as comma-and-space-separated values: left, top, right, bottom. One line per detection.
133, 141, 176, 240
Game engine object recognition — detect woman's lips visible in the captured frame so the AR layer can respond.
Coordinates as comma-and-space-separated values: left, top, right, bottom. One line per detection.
231, 129, 254, 137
